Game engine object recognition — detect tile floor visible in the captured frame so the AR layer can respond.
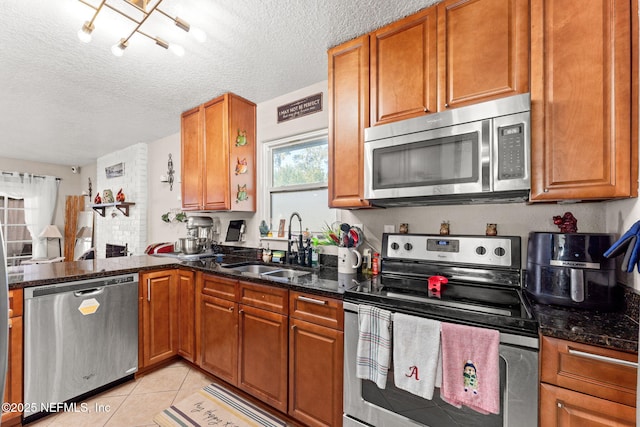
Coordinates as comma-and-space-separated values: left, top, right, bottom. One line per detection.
25, 360, 214, 427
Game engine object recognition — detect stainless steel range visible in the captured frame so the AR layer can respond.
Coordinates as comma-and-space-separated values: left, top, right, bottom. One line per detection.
343, 233, 538, 427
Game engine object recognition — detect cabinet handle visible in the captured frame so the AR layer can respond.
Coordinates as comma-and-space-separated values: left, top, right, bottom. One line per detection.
239, 309, 244, 314
544, 188, 549, 193
297, 296, 327, 305
228, 306, 234, 312
291, 325, 296, 330
568, 348, 638, 368
444, 103, 449, 108
557, 402, 563, 408
8, 318, 12, 329
147, 278, 151, 302
424, 108, 429, 113
8, 309, 12, 318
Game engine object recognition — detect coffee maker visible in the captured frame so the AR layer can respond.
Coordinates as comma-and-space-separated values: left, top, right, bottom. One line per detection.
525, 232, 620, 310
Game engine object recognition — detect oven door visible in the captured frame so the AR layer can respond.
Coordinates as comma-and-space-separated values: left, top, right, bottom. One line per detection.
343, 302, 538, 427
364, 119, 489, 200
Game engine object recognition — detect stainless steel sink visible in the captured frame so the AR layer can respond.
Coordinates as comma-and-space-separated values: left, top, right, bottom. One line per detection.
223, 262, 311, 280
223, 264, 282, 274
261, 269, 311, 279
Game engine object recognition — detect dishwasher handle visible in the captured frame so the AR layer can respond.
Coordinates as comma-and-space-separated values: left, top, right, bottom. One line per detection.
73, 287, 105, 297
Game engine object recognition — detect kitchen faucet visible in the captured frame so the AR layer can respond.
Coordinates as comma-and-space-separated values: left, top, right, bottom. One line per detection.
287, 212, 303, 265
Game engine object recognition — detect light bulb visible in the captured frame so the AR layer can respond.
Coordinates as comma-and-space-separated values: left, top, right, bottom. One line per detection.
77, 22, 93, 43
111, 40, 127, 57
169, 43, 185, 57
191, 26, 206, 43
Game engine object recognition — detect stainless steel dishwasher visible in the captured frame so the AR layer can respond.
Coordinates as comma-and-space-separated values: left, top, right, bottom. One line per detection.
23, 273, 138, 420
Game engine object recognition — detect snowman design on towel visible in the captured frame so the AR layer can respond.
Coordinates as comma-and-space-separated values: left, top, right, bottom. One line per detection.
463, 360, 479, 395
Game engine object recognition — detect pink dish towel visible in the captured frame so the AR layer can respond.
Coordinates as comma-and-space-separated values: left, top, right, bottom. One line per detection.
440, 322, 500, 415
356, 305, 392, 389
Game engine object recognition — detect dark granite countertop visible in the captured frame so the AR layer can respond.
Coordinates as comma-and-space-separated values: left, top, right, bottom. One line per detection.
8, 253, 351, 299
532, 286, 640, 354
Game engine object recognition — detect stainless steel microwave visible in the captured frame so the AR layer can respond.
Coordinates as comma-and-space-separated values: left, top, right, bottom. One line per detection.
364, 93, 531, 206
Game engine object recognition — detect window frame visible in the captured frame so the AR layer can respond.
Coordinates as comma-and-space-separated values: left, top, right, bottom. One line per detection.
0, 196, 32, 266
261, 128, 335, 234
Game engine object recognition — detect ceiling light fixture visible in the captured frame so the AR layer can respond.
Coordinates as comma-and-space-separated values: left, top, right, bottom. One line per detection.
77, 0, 205, 57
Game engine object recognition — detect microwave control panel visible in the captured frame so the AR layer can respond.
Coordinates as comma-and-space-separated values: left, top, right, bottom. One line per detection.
497, 123, 525, 180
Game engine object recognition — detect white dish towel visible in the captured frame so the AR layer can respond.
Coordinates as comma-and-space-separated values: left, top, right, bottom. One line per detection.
393, 313, 442, 399
356, 305, 392, 389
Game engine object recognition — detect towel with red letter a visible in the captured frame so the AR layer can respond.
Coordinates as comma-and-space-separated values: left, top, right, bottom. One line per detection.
393, 313, 441, 399
440, 322, 500, 414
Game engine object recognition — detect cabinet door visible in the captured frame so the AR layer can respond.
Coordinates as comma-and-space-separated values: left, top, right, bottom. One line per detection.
328, 35, 371, 208
437, 0, 529, 110
540, 383, 636, 426
181, 106, 204, 210
530, 0, 637, 201
141, 270, 178, 368
289, 318, 343, 427
177, 270, 196, 363
200, 294, 238, 385
203, 96, 230, 210
2, 316, 22, 426
370, 7, 437, 126
238, 304, 288, 413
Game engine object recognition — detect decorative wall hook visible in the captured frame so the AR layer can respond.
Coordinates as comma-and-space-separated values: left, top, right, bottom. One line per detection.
167, 153, 175, 191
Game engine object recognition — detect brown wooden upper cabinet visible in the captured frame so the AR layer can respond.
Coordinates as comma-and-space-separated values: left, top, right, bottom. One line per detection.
328, 35, 371, 208
328, 0, 529, 208
181, 92, 256, 211
530, 0, 638, 201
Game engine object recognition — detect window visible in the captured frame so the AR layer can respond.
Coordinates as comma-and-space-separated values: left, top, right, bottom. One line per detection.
0, 196, 32, 266
264, 129, 336, 233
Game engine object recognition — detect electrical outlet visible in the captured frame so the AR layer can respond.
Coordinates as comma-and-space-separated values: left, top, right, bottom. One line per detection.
384, 224, 395, 233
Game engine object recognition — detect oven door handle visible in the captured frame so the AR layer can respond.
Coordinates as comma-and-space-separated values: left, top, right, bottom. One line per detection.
568, 348, 638, 368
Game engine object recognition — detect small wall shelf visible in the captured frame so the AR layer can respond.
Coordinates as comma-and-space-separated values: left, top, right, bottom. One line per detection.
92, 202, 135, 217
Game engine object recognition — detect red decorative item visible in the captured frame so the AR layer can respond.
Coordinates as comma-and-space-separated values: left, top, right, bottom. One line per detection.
428, 275, 448, 292
553, 211, 578, 233
94, 192, 101, 204
116, 188, 125, 202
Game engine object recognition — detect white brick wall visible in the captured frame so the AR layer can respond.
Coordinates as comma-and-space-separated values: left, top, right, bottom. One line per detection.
95, 143, 148, 257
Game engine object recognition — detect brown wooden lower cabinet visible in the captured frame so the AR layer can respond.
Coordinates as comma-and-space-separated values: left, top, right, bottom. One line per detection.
2, 289, 23, 426
139, 269, 178, 369
288, 291, 344, 427
238, 304, 288, 413
200, 294, 238, 385
540, 383, 635, 426
177, 270, 196, 363
197, 276, 345, 426
540, 336, 637, 426
289, 317, 343, 427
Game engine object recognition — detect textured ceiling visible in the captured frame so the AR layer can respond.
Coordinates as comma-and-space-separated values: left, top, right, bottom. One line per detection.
0, 0, 437, 166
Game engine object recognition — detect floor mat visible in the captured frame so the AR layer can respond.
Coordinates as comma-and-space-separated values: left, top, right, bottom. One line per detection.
154, 383, 286, 427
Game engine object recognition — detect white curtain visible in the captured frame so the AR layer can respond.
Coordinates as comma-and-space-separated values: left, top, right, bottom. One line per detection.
0, 173, 59, 259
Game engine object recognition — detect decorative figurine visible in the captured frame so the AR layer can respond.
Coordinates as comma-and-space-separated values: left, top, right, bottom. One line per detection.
235, 157, 248, 175
235, 129, 248, 146
236, 184, 248, 203
553, 212, 578, 233
399, 223, 409, 234
103, 189, 114, 203
440, 221, 450, 235
486, 223, 497, 236
259, 220, 269, 237
116, 188, 125, 202
94, 192, 101, 204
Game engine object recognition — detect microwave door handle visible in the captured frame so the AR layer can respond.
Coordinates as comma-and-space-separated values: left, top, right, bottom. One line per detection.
570, 268, 585, 303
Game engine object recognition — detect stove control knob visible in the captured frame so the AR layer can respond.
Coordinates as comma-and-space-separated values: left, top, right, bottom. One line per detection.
476, 246, 487, 255
404, 243, 413, 251
390, 242, 400, 250
494, 247, 506, 257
